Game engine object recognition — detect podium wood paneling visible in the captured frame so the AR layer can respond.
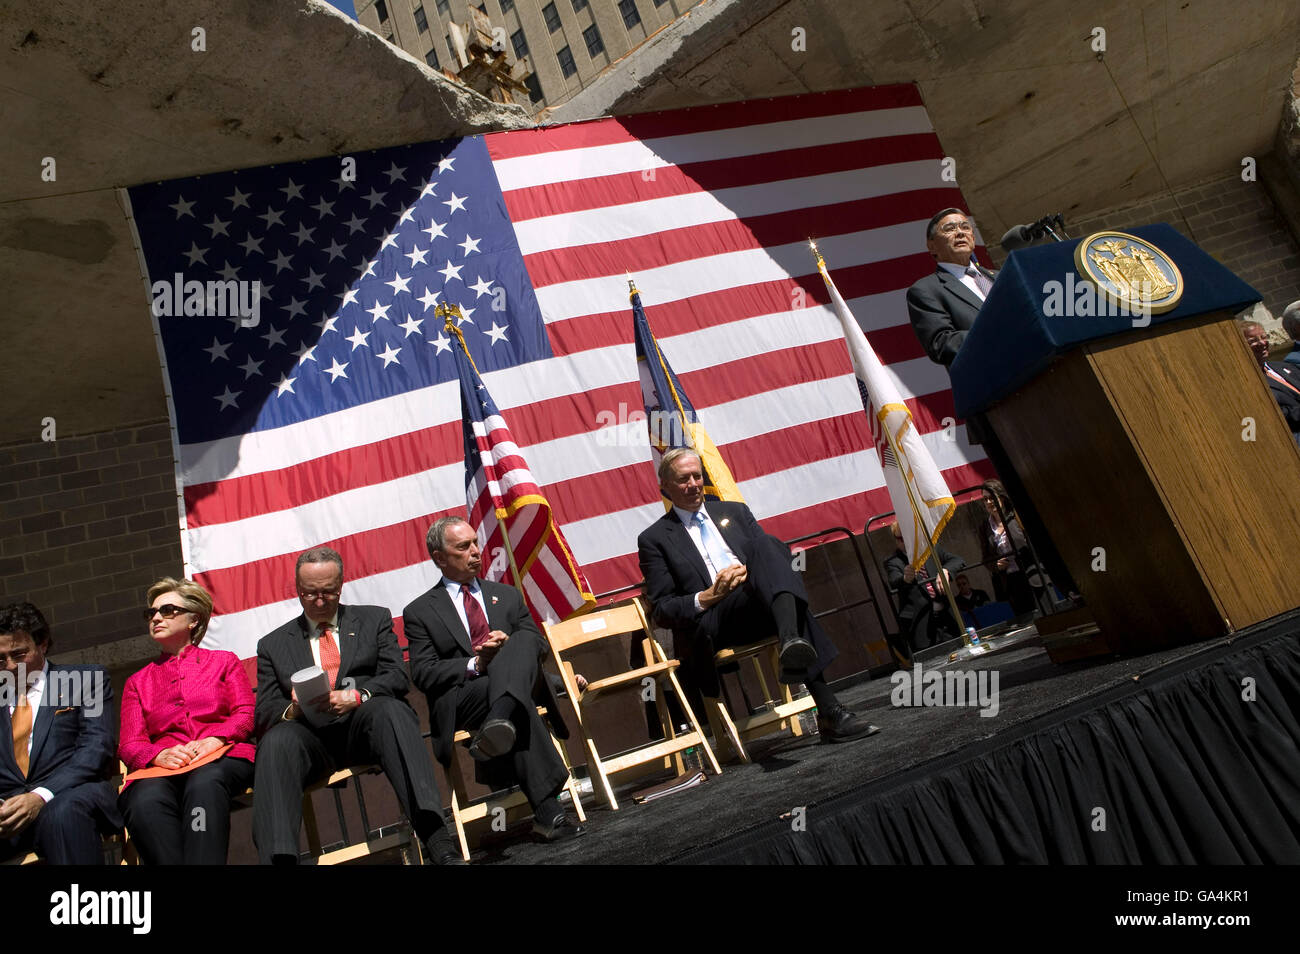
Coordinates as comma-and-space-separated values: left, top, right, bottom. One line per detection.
989, 312, 1300, 653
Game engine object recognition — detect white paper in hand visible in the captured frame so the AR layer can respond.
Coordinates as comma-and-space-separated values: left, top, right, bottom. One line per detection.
291, 665, 335, 727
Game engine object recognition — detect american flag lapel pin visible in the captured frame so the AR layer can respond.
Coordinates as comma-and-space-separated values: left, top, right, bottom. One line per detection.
491, 595, 499, 605
719, 518, 731, 529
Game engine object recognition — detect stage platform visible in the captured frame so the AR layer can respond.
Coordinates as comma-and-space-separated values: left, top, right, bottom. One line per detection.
466, 610, 1300, 865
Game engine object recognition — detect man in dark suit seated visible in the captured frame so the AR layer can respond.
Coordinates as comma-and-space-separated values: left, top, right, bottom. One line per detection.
954, 574, 991, 615
637, 448, 879, 743
882, 523, 966, 652
252, 546, 460, 865
0, 602, 120, 864
403, 517, 583, 846
1242, 320, 1300, 444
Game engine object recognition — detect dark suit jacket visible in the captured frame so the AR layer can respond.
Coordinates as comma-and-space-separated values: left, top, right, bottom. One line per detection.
0, 663, 119, 820
637, 500, 765, 633
1265, 360, 1300, 435
883, 546, 965, 627
402, 579, 565, 766
638, 501, 836, 694
254, 604, 411, 738
906, 263, 996, 368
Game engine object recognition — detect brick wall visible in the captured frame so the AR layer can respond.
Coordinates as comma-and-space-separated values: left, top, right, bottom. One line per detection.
992, 171, 1300, 320
0, 419, 183, 661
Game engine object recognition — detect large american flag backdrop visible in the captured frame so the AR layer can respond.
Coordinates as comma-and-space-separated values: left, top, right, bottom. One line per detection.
125, 84, 989, 663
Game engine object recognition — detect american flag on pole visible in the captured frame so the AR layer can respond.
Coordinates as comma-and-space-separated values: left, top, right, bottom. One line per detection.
817, 252, 956, 568
449, 319, 594, 623
123, 84, 988, 664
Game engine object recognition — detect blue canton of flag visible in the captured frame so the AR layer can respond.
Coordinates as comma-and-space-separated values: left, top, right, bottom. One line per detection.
127, 136, 551, 445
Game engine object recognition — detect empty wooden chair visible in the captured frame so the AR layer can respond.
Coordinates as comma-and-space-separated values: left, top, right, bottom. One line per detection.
545, 598, 719, 810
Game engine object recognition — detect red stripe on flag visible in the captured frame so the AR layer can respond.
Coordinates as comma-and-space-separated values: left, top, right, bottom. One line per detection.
501, 135, 945, 223
183, 382, 643, 526
522, 188, 964, 289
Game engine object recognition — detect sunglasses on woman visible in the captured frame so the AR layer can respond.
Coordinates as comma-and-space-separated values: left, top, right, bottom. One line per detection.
143, 604, 190, 621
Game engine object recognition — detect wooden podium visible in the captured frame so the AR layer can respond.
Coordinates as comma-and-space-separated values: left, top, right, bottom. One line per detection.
950, 225, 1300, 656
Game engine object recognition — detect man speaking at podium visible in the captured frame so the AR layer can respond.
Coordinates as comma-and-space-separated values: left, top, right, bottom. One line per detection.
906, 208, 997, 369
907, 208, 1077, 601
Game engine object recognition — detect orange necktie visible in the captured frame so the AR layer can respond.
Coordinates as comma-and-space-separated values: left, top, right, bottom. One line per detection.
12, 692, 32, 777
318, 623, 340, 689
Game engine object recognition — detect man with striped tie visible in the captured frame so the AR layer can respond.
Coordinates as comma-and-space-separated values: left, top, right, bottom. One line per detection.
0, 602, 120, 864
908, 208, 1078, 603
906, 208, 997, 370
252, 546, 460, 864
1242, 320, 1300, 443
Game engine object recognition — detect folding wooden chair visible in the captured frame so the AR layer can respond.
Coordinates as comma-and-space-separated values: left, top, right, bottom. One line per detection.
117, 760, 401, 866
703, 638, 816, 764
301, 764, 419, 865
442, 706, 586, 862
545, 598, 719, 810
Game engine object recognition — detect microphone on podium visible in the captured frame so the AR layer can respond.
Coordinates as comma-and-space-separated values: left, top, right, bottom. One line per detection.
1000, 214, 1069, 252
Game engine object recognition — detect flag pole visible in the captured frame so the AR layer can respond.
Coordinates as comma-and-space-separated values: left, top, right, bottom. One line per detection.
811, 240, 973, 648
631, 277, 694, 454
882, 414, 974, 647
439, 301, 529, 610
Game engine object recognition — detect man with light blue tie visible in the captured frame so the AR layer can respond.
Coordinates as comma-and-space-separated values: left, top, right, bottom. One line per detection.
637, 449, 879, 743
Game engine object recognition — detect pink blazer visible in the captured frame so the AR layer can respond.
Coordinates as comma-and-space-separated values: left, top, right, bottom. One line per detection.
119, 646, 256, 770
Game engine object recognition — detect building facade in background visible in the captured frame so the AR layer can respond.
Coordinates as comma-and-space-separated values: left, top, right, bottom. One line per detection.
355, 0, 700, 110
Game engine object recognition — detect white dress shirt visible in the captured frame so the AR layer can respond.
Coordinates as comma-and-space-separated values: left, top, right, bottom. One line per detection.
937, 259, 988, 301
673, 506, 740, 613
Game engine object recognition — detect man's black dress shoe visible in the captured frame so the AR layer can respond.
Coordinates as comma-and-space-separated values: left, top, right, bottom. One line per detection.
532, 813, 586, 843
778, 635, 818, 670
469, 718, 516, 762
817, 705, 880, 743
424, 828, 467, 865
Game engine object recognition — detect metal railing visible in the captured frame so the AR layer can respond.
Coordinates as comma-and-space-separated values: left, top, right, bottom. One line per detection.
861, 483, 1062, 626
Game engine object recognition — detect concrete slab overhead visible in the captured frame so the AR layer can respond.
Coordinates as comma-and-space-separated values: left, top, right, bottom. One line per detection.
548, 0, 1300, 243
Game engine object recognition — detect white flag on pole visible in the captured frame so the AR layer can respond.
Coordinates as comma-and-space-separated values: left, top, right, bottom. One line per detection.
817, 251, 956, 567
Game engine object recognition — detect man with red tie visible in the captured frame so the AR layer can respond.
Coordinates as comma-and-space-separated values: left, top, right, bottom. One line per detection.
403, 517, 583, 848
253, 546, 460, 864
1242, 320, 1300, 444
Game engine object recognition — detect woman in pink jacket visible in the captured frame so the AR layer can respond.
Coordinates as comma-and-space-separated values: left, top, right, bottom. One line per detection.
119, 577, 255, 864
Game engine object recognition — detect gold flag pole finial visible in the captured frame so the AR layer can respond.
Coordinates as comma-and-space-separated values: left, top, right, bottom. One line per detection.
627, 273, 638, 299
809, 238, 825, 271
437, 301, 480, 375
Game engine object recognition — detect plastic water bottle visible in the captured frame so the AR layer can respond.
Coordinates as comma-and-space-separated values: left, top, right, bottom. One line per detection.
800, 705, 819, 737
679, 723, 704, 773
